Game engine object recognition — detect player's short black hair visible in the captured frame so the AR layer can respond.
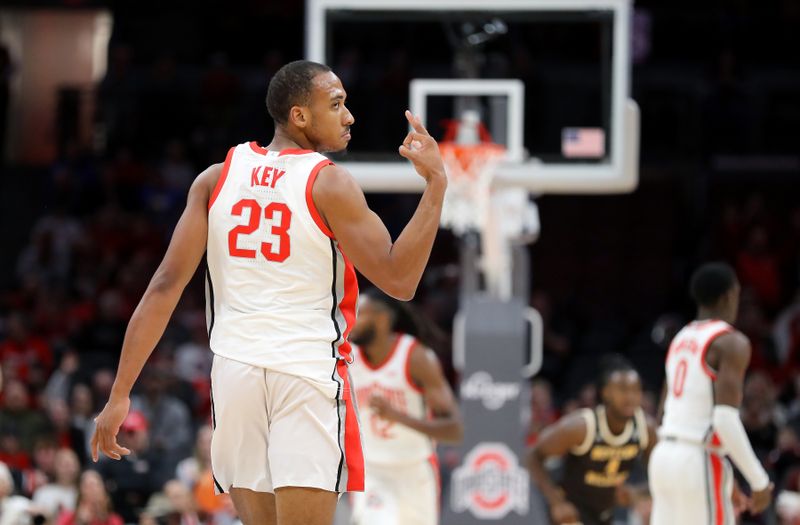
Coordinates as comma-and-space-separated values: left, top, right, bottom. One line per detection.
689, 262, 738, 308
266, 60, 332, 125
360, 288, 449, 354
361, 288, 405, 328
597, 354, 637, 392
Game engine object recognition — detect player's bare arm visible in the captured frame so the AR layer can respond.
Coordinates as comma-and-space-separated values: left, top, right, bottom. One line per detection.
369, 345, 463, 443
313, 111, 446, 300
91, 164, 221, 462
527, 414, 586, 524
710, 332, 773, 514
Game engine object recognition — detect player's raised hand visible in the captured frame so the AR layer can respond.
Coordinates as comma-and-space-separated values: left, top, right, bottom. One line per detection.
398, 110, 446, 184
749, 482, 774, 514
90, 396, 132, 462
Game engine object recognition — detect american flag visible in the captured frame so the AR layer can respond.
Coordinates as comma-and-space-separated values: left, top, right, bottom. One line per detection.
562, 127, 606, 158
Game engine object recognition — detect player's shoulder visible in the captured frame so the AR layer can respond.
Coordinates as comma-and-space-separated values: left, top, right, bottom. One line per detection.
713, 329, 750, 351
559, 408, 593, 435
537, 408, 592, 450
187, 162, 223, 202
408, 338, 438, 367
313, 162, 357, 193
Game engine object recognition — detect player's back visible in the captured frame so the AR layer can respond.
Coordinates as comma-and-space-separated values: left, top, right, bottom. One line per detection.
206, 141, 357, 397
659, 319, 735, 443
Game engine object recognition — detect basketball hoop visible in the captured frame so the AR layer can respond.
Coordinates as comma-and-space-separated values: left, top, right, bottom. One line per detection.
439, 141, 506, 235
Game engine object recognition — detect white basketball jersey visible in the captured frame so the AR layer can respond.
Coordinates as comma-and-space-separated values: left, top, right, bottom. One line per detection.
350, 334, 435, 466
659, 319, 735, 443
206, 142, 358, 398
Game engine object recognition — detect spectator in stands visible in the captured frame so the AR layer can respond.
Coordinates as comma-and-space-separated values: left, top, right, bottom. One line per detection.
72, 292, 127, 369
742, 371, 781, 462
163, 480, 201, 524
738, 225, 782, 311
130, 366, 192, 460
44, 399, 86, 466
0, 461, 32, 525
175, 426, 223, 518
21, 437, 57, 497
32, 448, 80, 520
0, 315, 52, 384
526, 379, 559, 446
92, 411, 171, 523
175, 425, 211, 490
44, 352, 80, 406
56, 470, 123, 525
0, 430, 29, 472
69, 384, 95, 461
0, 380, 48, 452
774, 291, 800, 372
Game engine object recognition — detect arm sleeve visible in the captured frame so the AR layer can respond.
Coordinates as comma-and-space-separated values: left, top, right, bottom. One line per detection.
712, 405, 770, 491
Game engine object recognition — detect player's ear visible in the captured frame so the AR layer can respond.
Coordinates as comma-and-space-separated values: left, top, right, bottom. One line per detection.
289, 105, 309, 129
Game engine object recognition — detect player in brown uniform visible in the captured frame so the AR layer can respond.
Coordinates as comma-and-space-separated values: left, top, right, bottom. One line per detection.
527, 355, 657, 525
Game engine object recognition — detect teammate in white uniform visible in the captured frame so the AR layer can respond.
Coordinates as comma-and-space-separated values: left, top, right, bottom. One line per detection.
649, 262, 773, 524
348, 289, 463, 525
91, 60, 449, 525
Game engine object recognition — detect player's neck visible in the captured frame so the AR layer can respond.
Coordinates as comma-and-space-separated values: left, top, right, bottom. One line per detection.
266, 126, 314, 152
363, 332, 397, 366
696, 308, 728, 323
604, 407, 629, 434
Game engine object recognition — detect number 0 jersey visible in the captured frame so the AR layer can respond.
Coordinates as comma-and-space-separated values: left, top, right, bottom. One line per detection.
659, 319, 735, 443
205, 142, 358, 398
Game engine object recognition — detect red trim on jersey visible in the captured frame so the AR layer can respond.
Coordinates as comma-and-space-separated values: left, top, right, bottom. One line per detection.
700, 327, 734, 381
278, 148, 314, 156
249, 141, 268, 155
338, 359, 365, 491
360, 334, 402, 371
249, 141, 314, 156
305, 160, 335, 238
710, 452, 725, 525
428, 453, 441, 511
208, 147, 235, 211
337, 248, 359, 362
405, 339, 424, 393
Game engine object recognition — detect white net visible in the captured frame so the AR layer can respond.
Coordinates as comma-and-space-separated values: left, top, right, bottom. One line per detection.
439, 142, 505, 236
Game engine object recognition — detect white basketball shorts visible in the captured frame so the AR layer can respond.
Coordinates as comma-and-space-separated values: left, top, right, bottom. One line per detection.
649, 439, 735, 525
351, 456, 440, 525
209, 354, 364, 494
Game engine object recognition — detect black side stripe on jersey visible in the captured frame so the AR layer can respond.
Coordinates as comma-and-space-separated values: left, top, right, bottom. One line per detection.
206, 268, 216, 339
210, 385, 217, 429
213, 475, 225, 494
208, 381, 224, 494
327, 238, 346, 492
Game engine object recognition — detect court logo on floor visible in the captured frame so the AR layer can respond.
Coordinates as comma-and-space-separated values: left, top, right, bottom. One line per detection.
450, 442, 529, 519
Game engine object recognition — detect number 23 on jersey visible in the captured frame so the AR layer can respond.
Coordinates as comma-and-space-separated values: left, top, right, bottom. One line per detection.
227, 199, 292, 262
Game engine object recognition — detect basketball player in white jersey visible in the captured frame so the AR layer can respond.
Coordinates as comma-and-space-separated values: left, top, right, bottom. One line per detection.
90, 60, 448, 525
649, 262, 773, 524
348, 289, 463, 525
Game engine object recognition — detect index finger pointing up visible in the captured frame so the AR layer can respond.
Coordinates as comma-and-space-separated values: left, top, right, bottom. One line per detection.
405, 110, 430, 136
